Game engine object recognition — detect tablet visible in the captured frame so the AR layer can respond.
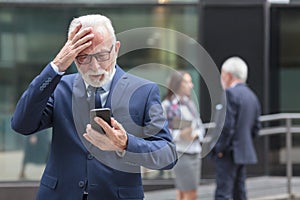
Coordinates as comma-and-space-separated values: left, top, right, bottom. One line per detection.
171, 118, 192, 129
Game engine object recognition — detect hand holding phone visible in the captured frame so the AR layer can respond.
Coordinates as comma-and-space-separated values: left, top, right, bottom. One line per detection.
90, 108, 111, 134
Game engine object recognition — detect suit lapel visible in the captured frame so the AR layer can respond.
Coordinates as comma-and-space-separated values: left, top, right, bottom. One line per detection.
72, 66, 128, 146
71, 69, 140, 172
105, 65, 129, 111
72, 74, 93, 149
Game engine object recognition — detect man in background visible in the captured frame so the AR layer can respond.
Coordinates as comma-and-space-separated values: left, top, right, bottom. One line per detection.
213, 56, 261, 200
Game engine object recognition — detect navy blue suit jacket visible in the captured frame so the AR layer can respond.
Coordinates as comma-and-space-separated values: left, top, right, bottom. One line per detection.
11, 63, 177, 200
214, 83, 261, 164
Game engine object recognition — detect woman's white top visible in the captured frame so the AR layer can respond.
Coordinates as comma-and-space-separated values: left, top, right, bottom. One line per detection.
162, 96, 205, 155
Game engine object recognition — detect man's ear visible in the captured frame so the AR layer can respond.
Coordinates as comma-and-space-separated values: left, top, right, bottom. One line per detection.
227, 72, 234, 82
114, 41, 121, 54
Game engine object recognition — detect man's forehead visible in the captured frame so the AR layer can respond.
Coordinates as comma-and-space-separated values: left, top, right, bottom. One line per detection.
92, 31, 104, 47
84, 31, 103, 52
81, 30, 111, 54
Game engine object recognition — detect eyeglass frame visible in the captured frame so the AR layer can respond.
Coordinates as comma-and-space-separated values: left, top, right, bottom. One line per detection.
75, 44, 115, 65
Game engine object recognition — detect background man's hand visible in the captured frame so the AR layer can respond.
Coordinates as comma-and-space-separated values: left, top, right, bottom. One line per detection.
217, 152, 224, 158
53, 23, 95, 72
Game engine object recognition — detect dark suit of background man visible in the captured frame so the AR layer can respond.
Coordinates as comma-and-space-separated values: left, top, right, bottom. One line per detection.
213, 56, 261, 200
11, 14, 177, 200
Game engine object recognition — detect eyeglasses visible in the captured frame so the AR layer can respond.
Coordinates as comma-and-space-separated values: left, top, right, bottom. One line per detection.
76, 44, 114, 65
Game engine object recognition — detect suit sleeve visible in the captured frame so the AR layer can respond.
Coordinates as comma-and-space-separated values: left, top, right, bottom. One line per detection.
252, 99, 261, 139
11, 63, 62, 134
123, 84, 177, 170
214, 89, 235, 154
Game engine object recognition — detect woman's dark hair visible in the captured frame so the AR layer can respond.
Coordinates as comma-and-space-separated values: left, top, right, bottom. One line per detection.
164, 70, 187, 100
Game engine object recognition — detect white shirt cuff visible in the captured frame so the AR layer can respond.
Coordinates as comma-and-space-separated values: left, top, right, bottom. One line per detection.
50, 62, 65, 75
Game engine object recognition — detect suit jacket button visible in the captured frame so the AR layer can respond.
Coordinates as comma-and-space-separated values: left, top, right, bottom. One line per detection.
78, 181, 85, 188
88, 154, 94, 160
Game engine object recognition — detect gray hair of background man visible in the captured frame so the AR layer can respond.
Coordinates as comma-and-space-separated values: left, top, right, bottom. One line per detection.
221, 56, 248, 83
68, 14, 117, 43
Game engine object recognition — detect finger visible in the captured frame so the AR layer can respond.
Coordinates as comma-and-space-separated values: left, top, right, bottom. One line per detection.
85, 124, 107, 142
83, 132, 98, 146
84, 133, 107, 150
95, 117, 110, 128
74, 40, 93, 56
95, 117, 113, 134
110, 118, 128, 149
95, 117, 127, 150
86, 124, 93, 132
112, 118, 126, 131
111, 118, 120, 129
72, 27, 93, 44
87, 124, 105, 139
85, 124, 95, 138
73, 30, 94, 49
68, 22, 82, 41
83, 133, 92, 142
98, 117, 122, 145
72, 27, 92, 44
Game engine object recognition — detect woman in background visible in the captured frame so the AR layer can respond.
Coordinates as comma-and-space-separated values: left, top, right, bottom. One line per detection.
162, 70, 205, 200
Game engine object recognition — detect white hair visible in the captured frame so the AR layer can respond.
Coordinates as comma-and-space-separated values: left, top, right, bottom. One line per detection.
68, 14, 116, 43
221, 56, 248, 83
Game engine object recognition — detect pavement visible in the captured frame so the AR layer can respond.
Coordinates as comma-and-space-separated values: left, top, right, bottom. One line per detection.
0, 150, 45, 181
1, 151, 300, 199
144, 176, 300, 200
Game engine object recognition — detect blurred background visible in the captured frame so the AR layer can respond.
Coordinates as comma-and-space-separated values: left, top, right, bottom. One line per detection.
0, 0, 300, 197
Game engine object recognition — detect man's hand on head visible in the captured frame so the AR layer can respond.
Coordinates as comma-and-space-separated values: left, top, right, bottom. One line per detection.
53, 23, 95, 72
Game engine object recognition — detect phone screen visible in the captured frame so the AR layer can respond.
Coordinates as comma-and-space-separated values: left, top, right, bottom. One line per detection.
90, 108, 111, 134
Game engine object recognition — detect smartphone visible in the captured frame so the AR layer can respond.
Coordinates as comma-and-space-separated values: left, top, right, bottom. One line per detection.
90, 108, 111, 134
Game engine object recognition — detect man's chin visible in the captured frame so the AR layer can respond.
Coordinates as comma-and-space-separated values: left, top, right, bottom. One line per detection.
82, 72, 111, 87
88, 81, 105, 88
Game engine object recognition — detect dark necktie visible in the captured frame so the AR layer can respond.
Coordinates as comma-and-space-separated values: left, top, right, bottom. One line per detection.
87, 86, 102, 109
95, 87, 102, 108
